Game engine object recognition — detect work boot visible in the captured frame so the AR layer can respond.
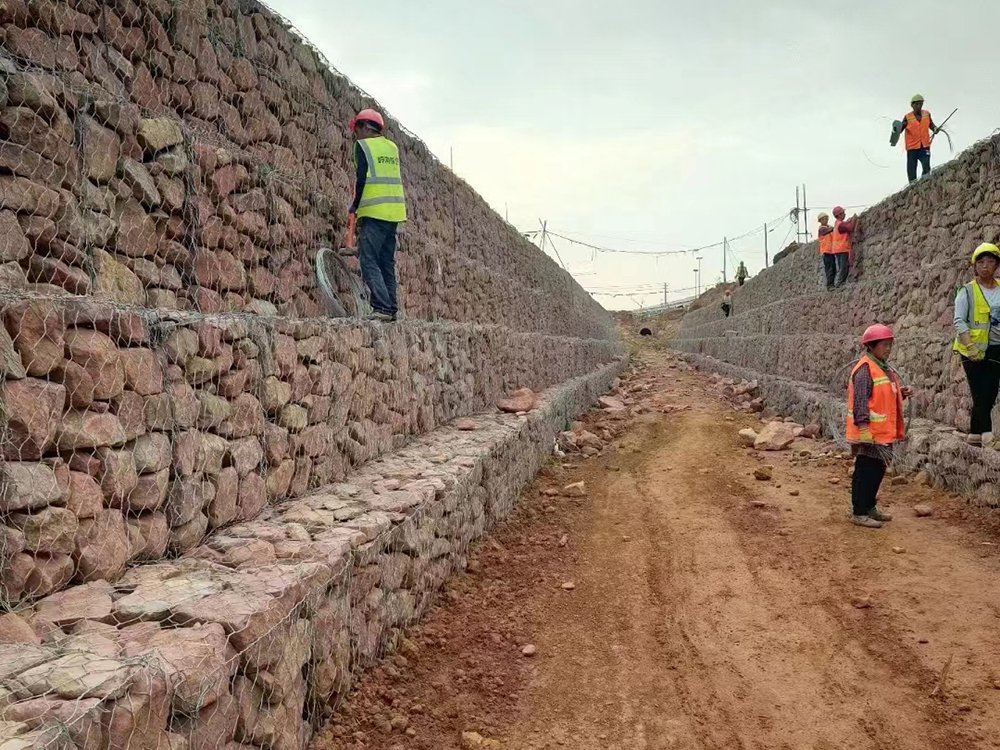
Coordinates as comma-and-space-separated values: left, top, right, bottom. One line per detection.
967, 433, 983, 446
868, 507, 893, 523
851, 514, 883, 528
366, 311, 393, 322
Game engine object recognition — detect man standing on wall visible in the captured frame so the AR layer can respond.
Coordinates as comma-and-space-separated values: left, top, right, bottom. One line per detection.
348, 108, 407, 322
736, 261, 749, 286
831, 206, 857, 288
817, 212, 836, 290
901, 94, 938, 183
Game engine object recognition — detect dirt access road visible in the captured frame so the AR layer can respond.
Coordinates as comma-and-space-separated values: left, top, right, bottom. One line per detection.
315, 351, 1000, 750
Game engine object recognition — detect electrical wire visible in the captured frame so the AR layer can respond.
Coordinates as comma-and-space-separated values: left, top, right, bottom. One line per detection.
524, 213, 787, 258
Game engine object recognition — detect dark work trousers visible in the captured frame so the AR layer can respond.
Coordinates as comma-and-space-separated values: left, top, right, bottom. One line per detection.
834, 253, 850, 287
906, 147, 931, 182
822, 254, 837, 289
961, 344, 1000, 434
721, 303, 731, 318
357, 217, 399, 316
852, 453, 886, 516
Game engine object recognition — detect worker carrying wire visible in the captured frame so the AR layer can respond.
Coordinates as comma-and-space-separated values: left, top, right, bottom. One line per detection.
347, 108, 407, 322
831, 206, 857, 287
953, 243, 1000, 447
894, 94, 940, 183
846, 324, 912, 529
816, 212, 838, 290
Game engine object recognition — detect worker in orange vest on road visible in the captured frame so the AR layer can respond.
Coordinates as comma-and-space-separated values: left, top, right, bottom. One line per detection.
831, 206, 857, 288
846, 324, 913, 528
901, 94, 939, 183
817, 212, 837, 290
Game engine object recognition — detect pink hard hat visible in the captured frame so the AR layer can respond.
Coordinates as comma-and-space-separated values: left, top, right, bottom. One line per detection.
832, 206, 846, 218
349, 108, 384, 132
860, 324, 894, 346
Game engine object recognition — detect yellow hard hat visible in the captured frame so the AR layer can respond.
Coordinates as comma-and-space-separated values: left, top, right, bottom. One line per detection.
911, 93, 925, 103
971, 243, 1000, 264
817, 212, 829, 222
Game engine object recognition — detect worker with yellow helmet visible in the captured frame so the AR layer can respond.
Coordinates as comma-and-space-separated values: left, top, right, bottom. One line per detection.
953, 242, 1000, 445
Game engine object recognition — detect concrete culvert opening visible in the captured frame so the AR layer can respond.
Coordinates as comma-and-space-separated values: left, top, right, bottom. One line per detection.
639, 327, 653, 336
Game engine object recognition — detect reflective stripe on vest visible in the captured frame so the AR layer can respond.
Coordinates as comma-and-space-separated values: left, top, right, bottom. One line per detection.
845, 354, 905, 445
952, 280, 991, 357
356, 136, 407, 222
832, 219, 852, 254
818, 230, 834, 255
904, 111, 932, 151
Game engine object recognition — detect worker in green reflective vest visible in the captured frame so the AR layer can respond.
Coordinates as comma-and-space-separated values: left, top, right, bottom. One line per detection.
348, 108, 407, 321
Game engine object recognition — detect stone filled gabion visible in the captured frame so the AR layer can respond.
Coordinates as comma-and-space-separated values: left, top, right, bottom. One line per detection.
673, 132, 1000, 434
0, 0, 625, 747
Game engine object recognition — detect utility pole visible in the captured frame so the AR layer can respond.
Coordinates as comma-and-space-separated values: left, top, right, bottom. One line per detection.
802, 183, 810, 240
663, 283, 667, 308
696, 256, 703, 297
763, 223, 769, 267
693, 268, 699, 298
722, 237, 728, 283
795, 186, 801, 242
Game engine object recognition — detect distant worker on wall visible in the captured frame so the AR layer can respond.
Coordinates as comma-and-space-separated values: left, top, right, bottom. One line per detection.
953, 243, 1000, 447
899, 94, 939, 184
348, 108, 407, 322
721, 289, 732, 318
736, 261, 749, 286
846, 324, 912, 529
831, 206, 857, 288
817, 212, 837, 290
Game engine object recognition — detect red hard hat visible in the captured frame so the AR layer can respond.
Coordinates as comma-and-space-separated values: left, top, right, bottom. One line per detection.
349, 108, 384, 132
860, 324, 894, 346
832, 205, 846, 218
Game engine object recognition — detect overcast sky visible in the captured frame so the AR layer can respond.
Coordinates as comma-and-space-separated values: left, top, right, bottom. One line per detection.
271, 0, 1000, 309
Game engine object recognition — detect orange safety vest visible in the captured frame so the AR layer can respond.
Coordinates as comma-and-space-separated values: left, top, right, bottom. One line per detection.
845, 354, 905, 445
832, 219, 852, 255
903, 111, 932, 151
818, 229, 835, 255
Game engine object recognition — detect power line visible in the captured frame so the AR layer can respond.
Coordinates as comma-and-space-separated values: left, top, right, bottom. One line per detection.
523, 214, 787, 258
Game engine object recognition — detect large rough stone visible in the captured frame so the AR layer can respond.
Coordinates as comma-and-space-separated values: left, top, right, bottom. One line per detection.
120, 348, 163, 396
97, 447, 139, 503
57, 410, 127, 451
0, 462, 63, 513
137, 118, 183, 152
754, 421, 798, 451
74, 511, 129, 582
33, 581, 114, 626
4, 697, 105, 750
131, 432, 172, 474
126, 512, 169, 561
8, 651, 133, 700
497, 387, 536, 413
0, 378, 66, 460
66, 471, 103, 518
0, 612, 40, 644
124, 468, 169, 513
65, 328, 125, 400
4, 299, 64, 377
101, 669, 170, 750
121, 623, 236, 714
23, 554, 75, 599
9, 508, 78, 555
93, 249, 145, 305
